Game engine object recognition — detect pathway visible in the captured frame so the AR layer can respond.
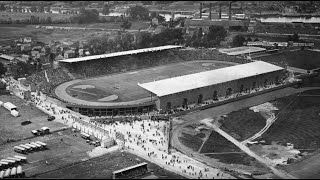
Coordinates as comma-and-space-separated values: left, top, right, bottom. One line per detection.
205, 121, 297, 179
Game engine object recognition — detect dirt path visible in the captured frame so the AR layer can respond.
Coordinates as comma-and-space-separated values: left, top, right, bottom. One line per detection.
171, 86, 320, 177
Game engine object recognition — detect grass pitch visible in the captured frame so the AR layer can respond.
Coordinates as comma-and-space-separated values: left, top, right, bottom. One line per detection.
60, 61, 236, 103
257, 50, 320, 70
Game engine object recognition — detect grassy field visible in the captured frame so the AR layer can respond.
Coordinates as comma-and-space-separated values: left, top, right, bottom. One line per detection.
220, 109, 266, 141
0, 12, 72, 21
0, 24, 115, 45
0, 21, 149, 45
261, 89, 320, 149
257, 50, 320, 70
57, 61, 235, 103
0, 94, 66, 146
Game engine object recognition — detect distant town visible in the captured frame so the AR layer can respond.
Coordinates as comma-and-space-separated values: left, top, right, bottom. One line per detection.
0, 1, 320, 179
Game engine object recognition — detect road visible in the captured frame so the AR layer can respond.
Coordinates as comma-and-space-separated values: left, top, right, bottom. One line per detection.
204, 120, 297, 179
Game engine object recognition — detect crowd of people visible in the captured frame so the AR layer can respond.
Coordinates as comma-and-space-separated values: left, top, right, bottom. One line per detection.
172, 48, 253, 64
26, 68, 72, 97
62, 50, 181, 78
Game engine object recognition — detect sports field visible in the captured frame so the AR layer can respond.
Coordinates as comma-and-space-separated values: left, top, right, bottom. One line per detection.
257, 50, 320, 70
55, 60, 237, 106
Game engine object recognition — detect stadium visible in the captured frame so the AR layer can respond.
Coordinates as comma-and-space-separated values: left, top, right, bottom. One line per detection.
53, 46, 286, 116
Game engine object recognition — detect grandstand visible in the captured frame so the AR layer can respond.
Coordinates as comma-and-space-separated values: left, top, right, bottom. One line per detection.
138, 61, 284, 112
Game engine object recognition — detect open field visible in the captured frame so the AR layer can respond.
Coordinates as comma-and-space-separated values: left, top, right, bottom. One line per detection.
0, 21, 149, 45
261, 89, 320, 150
220, 109, 266, 141
0, 94, 66, 146
56, 60, 236, 104
257, 50, 320, 70
0, 24, 114, 45
0, 12, 72, 22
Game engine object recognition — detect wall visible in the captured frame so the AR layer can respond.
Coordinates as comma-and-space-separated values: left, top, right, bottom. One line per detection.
158, 70, 284, 111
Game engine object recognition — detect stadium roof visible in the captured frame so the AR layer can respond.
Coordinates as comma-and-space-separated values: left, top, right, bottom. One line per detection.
58, 45, 183, 63
218, 46, 266, 56
138, 61, 284, 97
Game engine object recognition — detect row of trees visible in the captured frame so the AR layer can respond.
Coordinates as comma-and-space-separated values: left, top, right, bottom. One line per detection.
185, 26, 228, 48
83, 27, 185, 55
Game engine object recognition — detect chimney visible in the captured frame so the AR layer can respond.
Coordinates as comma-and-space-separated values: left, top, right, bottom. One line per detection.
219, 4, 222, 19
209, 3, 212, 20
229, 2, 232, 20
199, 3, 202, 19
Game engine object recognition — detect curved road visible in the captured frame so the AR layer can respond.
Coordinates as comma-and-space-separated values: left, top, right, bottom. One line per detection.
171, 86, 320, 178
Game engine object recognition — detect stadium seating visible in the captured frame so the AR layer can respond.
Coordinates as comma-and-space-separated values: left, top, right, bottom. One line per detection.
26, 68, 72, 96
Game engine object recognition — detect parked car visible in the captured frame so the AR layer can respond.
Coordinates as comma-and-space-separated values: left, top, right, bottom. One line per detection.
47, 116, 55, 121
21, 121, 31, 126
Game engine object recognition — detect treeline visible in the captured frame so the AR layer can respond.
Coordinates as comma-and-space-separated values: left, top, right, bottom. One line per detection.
85, 27, 185, 55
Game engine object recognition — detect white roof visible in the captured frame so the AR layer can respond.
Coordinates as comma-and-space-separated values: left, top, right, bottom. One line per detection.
58, 45, 183, 63
138, 61, 283, 97
3, 102, 17, 109
0, 54, 15, 61
219, 46, 266, 56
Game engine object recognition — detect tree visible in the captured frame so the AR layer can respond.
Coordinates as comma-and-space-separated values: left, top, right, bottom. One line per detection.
121, 20, 132, 31
246, 37, 252, 41
232, 35, 246, 47
71, 9, 100, 24
206, 25, 228, 47
30, 6, 37, 13
0, 62, 7, 77
39, 5, 45, 13
197, 28, 203, 40
292, 33, 299, 42
9, 61, 35, 79
287, 35, 293, 42
128, 6, 150, 20
0, 4, 6, 11
102, 4, 110, 15
46, 16, 52, 24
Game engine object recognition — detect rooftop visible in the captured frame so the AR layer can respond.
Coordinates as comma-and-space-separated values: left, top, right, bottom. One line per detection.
58, 45, 183, 63
218, 46, 266, 56
138, 61, 284, 97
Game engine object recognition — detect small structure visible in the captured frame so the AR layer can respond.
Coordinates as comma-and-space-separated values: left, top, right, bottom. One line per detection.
21, 54, 30, 61
64, 50, 75, 59
101, 137, 115, 148
21, 44, 31, 52
55, 54, 64, 61
23, 37, 32, 43
0, 54, 15, 62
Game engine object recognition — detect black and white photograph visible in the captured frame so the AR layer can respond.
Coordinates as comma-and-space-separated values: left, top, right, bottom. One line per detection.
0, 1, 319, 179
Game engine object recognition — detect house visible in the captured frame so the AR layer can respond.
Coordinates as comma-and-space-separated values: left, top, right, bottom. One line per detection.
32, 46, 42, 51
64, 50, 75, 59
39, 53, 49, 64
85, 51, 90, 56
0, 54, 15, 62
31, 50, 40, 57
79, 49, 84, 56
21, 44, 31, 52
23, 37, 32, 43
55, 54, 64, 61
22, 54, 30, 61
